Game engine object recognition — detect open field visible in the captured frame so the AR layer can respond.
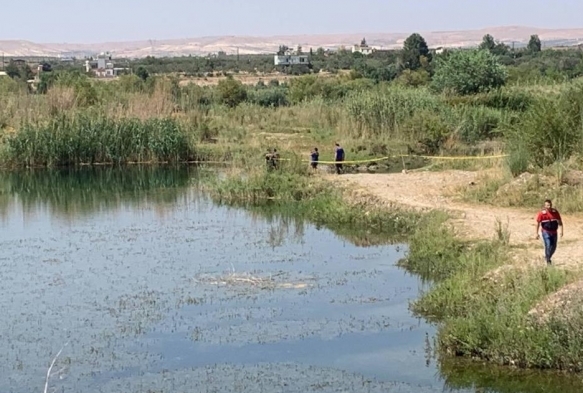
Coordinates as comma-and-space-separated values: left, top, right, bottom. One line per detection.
176, 71, 340, 86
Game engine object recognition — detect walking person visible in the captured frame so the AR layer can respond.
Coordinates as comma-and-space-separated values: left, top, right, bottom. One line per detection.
334, 143, 345, 175
535, 199, 563, 266
310, 147, 319, 171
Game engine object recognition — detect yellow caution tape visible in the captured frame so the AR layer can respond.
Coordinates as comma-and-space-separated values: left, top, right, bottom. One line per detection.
410, 154, 508, 160
295, 154, 508, 164
194, 154, 509, 165
305, 157, 391, 165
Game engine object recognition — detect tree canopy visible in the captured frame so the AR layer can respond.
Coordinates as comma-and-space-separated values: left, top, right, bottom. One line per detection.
527, 35, 542, 53
432, 49, 507, 95
401, 33, 431, 71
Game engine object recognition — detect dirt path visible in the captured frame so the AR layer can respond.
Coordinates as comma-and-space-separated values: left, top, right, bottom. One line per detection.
327, 170, 583, 269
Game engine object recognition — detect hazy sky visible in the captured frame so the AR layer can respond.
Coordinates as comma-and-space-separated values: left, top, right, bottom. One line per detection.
1, 0, 581, 43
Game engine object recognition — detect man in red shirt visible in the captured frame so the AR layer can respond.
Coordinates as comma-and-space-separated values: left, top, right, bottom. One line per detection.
535, 199, 564, 265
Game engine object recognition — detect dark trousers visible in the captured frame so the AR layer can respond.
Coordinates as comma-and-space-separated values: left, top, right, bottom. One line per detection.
335, 161, 343, 174
542, 231, 558, 263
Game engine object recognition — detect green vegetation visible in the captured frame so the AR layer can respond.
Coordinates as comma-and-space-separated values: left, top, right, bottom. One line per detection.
206, 163, 424, 244
1, 32, 582, 170
432, 49, 507, 95
6, 115, 196, 167
399, 213, 583, 371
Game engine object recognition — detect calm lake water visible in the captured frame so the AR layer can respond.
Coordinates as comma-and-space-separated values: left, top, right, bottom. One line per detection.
0, 167, 582, 393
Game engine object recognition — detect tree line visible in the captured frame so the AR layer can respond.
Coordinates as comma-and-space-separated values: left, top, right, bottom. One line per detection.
3, 32, 583, 93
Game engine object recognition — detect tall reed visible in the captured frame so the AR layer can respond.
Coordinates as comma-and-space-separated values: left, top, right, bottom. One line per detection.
5, 114, 196, 167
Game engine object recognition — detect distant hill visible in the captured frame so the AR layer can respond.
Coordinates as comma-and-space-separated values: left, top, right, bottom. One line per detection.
1, 26, 583, 58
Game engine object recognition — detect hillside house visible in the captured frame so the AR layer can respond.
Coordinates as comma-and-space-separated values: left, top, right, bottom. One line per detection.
352, 38, 374, 55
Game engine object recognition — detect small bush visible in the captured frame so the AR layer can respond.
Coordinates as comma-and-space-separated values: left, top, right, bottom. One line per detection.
217, 77, 247, 108
249, 87, 289, 108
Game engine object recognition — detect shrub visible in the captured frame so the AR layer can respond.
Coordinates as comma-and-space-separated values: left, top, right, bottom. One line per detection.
217, 76, 247, 107
249, 87, 289, 108
395, 69, 431, 87
506, 82, 583, 167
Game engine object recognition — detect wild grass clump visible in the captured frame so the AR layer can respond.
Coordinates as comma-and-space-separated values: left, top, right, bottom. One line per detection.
444, 87, 534, 112
451, 106, 507, 143
400, 211, 508, 283
439, 267, 583, 370
5, 114, 196, 167
344, 86, 444, 139
506, 81, 583, 169
248, 87, 289, 108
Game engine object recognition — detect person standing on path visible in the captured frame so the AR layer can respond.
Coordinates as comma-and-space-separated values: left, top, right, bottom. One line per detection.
535, 199, 563, 266
334, 143, 345, 175
310, 147, 319, 170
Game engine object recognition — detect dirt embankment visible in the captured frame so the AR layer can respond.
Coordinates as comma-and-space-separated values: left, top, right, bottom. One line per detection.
328, 170, 583, 317
327, 170, 583, 269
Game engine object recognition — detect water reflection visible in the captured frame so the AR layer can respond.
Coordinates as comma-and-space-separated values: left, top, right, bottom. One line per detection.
440, 357, 583, 393
0, 166, 197, 222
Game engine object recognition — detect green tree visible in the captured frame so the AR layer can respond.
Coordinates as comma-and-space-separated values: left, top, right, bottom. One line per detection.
5, 62, 21, 79
135, 66, 150, 81
479, 34, 510, 56
5, 61, 36, 81
37, 72, 58, 94
401, 33, 430, 71
479, 34, 496, 52
217, 76, 247, 107
527, 34, 542, 53
432, 49, 507, 95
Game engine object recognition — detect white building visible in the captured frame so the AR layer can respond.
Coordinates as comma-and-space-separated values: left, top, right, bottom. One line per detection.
274, 49, 310, 66
352, 38, 374, 55
86, 52, 120, 77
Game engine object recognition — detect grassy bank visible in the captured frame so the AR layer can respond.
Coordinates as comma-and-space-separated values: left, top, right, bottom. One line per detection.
401, 215, 583, 371
205, 163, 431, 245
